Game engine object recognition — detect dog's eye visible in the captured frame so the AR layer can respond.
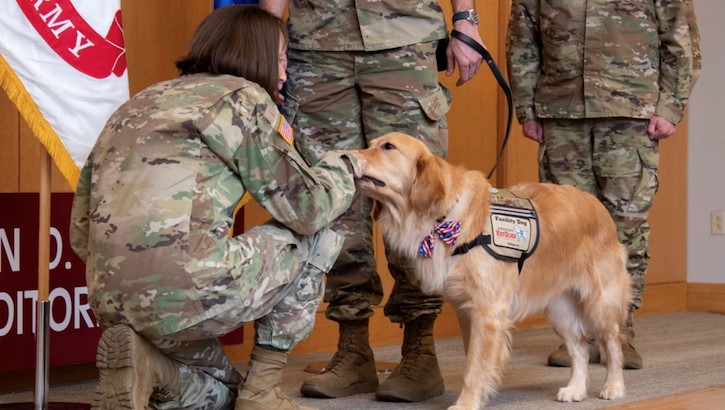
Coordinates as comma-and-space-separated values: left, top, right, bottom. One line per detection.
383, 142, 396, 150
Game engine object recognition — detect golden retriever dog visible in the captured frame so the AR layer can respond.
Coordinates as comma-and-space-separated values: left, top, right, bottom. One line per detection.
355, 132, 631, 409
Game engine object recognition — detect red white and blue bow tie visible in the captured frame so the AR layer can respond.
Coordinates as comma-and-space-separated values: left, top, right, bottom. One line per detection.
418, 220, 461, 258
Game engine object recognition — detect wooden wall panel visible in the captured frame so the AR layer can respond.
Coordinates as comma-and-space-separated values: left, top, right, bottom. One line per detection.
17, 121, 73, 192
0, 91, 20, 191
121, 0, 213, 96
647, 121, 688, 284
687, 283, 725, 314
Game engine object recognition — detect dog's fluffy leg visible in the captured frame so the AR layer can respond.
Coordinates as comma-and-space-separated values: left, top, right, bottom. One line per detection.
599, 332, 626, 400
547, 297, 589, 402
557, 338, 589, 402
448, 304, 512, 410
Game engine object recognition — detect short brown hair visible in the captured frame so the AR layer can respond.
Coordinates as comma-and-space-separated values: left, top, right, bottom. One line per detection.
176, 6, 287, 101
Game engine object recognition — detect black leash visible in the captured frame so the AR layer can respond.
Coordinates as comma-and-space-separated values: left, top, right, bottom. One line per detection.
450, 29, 513, 179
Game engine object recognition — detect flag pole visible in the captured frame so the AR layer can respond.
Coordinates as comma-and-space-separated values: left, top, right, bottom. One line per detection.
34, 150, 51, 410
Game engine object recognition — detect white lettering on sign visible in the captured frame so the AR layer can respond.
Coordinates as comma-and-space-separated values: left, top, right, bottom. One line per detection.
0, 228, 20, 272
0, 227, 72, 273
0, 286, 98, 337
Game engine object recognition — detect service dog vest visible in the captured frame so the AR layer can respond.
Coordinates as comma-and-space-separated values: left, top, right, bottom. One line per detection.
453, 188, 540, 273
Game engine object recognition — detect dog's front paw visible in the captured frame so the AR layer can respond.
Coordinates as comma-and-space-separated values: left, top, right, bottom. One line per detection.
557, 386, 587, 402
599, 382, 625, 400
447, 400, 482, 410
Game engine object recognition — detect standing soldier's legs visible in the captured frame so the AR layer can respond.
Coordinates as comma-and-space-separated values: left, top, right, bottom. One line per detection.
539, 119, 602, 367
540, 118, 652, 370
283, 48, 383, 398
591, 117, 656, 370
539, 119, 597, 193
359, 42, 450, 402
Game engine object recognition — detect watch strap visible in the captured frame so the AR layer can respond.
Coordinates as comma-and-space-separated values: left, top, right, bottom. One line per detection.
452, 9, 478, 25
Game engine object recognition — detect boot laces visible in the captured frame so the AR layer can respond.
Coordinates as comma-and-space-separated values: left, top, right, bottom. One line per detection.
324, 349, 347, 373
324, 324, 354, 372
398, 326, 424, 376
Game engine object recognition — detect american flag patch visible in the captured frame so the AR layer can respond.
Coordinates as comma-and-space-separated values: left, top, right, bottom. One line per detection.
277, 116, 294, 145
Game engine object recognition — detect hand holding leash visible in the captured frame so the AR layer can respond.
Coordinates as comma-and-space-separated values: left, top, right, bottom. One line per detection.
446, 24, 484, 86
450, 29, 514, 179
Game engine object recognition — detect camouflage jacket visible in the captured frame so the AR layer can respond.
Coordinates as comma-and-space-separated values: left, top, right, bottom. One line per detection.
70, 74, 360, 334
285, 0, 447, 51
506, 0, 700, 125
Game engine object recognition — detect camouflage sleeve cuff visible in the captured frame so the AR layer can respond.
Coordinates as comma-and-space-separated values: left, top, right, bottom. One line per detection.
654, 101, 684, 125
341, 152, 362, 178
515, 105, 537, 124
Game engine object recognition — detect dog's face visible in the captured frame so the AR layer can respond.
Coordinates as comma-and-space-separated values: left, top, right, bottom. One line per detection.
356, 132, 447, 221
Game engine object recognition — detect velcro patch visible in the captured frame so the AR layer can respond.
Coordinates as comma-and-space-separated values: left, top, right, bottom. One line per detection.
277, 116, 294, 145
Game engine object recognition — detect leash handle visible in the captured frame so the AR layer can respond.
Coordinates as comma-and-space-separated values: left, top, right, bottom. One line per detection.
450, 29, 513, 179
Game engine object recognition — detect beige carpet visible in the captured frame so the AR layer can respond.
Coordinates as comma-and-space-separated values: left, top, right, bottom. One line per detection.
2, 311, 724, 409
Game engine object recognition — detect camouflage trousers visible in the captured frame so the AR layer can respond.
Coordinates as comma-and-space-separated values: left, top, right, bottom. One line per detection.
113, 223, 343, 410
281, 43, 451, 323
539, 118, 659, 310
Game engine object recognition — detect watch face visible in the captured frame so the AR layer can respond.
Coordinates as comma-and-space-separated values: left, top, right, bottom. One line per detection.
469, 11, 479, 25
454, 9, 479, 25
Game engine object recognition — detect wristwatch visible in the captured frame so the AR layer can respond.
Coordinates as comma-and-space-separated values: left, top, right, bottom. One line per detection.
452, 9, 479, 26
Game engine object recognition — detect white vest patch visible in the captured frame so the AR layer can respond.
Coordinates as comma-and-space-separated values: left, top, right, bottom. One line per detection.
485, 188, 539, 267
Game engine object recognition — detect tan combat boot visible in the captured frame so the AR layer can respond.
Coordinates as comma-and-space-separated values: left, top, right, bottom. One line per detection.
237, 346, 316, 410
622, 309, 643, 369
375, 314, 444, 402
547, 339, 602, 367
299, 319, 378, 398
94, 325, 181, 409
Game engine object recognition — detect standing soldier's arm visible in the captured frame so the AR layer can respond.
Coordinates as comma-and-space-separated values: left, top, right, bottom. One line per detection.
506, 0, 541, 125
685, 0, 702, 93
447, 0, 485, 86
652, 0, 695, 126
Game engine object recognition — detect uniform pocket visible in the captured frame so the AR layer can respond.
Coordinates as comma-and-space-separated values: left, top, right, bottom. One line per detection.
295, 266, 324, 301
625, 148, 659, 213
595, 147, 659, 214
595, 148, 641, 178
296, 227, 344, 301
417, 83, 451, 122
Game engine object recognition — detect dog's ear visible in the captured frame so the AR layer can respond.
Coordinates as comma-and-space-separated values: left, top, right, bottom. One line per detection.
411, 154, 446, 216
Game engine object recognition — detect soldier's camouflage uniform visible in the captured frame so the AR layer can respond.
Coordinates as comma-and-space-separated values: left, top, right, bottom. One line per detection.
506, 0, 700, 310
70, 73, 361, 409
279, 0, 451, 324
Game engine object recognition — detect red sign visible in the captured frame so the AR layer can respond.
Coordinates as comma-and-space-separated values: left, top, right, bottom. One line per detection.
0, 193, 242, 373
0, 193, 99, 373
